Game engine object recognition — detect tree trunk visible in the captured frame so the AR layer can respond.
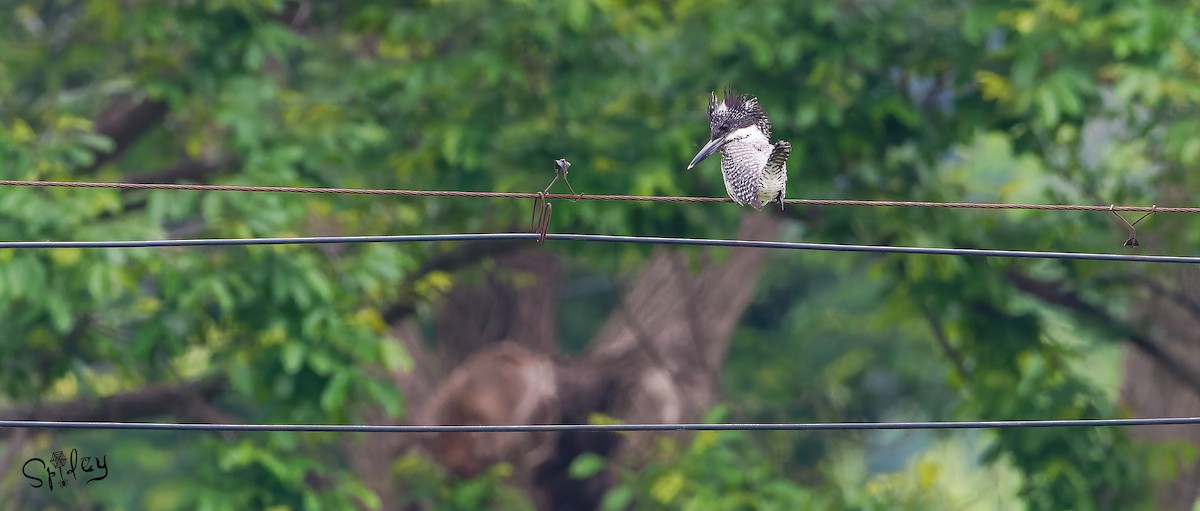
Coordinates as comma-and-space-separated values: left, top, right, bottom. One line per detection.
354, 213, 783, 510
1120, 269, 1200, 510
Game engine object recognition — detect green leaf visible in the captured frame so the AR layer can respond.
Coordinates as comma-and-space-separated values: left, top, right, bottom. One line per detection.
307, 349, 335, 375
76, 131, 116, 153
362, 376, 405, 417
229, 359, 256, 396
281, 342, 306, 374
320, 370, 352, 412
568, 453, 606, 479
601, 485, 634, 511
43, 292, 73, 333
379, 339, 413, 373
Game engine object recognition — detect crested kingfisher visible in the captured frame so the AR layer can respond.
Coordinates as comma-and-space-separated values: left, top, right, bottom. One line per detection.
687, 89, 790, 210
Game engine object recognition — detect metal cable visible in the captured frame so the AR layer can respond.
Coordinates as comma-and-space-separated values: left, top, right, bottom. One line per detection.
3, 416, 1200, 433
1, 232, 1199, 264
0, 179, 1189, 212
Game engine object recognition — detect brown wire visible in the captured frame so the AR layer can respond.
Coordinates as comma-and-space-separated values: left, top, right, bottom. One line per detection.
531, 192, 552, 243
0, 179, 1192, 213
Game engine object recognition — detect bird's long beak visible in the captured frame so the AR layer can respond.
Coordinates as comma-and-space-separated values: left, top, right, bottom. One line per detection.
687, 135, 727, 170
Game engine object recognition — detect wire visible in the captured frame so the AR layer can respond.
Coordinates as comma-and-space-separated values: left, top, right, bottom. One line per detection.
0, 233, 534, 249
2, 232, 1200, 264
3, 416, 1200, 433
0, 179, 1185, 212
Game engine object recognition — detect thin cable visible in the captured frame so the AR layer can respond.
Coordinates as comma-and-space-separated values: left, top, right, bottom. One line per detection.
2, 232, 1200, 264
0, 233, 537, 249
3, 417, 1200, 433
0, 179, 1188, 212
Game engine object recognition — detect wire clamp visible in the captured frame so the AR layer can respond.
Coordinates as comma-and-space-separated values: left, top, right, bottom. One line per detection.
530, 158, 580, 243
1109, 204, 1156, 247
543, 158, 581, 200
531, 192, 552, 243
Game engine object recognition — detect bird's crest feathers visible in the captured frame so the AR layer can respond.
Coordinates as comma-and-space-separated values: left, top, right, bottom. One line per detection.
707, 87, 771, 139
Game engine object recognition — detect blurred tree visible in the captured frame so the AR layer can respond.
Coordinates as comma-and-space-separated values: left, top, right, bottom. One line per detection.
1, 0, 1199, 510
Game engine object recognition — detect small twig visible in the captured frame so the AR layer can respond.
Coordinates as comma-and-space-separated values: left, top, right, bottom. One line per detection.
917, 301, 970, 377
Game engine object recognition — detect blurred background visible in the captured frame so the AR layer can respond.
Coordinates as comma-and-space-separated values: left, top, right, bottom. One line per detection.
2, 1, 1200, 509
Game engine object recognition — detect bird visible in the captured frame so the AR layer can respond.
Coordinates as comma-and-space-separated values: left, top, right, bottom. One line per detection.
687, 88, 790, 210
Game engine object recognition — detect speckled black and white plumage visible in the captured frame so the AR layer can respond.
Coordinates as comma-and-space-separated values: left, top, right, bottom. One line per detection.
696, 89, 790, 210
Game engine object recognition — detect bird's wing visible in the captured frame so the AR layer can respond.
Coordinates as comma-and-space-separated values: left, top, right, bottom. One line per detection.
762, 141, 791, 209
765, 141, 791, 176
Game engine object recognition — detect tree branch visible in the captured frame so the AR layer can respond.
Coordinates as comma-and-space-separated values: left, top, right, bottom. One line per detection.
83, 94, 170, 174
917, 300, 969, 378
1124, 274, 1200, 326
93, 157, 238, 220
119, 156, 238, 184
0, 376, 226, 439
1006, 269, 1200, 398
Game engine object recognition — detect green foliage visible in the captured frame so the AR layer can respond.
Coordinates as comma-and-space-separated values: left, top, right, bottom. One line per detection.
602, 431, 828, 510
391, 454, 534, 510
4, 0, 1200, 509
569, 452, 608, 479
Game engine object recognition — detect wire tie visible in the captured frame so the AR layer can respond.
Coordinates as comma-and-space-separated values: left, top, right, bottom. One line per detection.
536, 201, 552, 243
530, 159, 579, 243
531, 191, 552, 243
551, 158, 581, 201
1109, 204, 1157, 247
531, 191, 545, 236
